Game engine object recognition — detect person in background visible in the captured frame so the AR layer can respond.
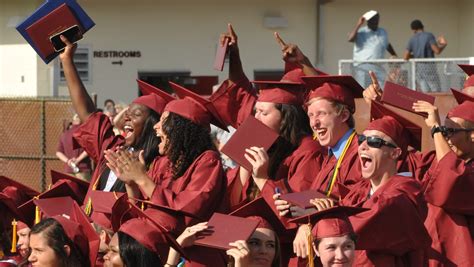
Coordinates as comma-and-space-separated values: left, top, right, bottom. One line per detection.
103, 99, 117, 123
210, 124, 237, 171
404, 19, 447, 92
348, 10, 397, 88
56, 113, 92, 181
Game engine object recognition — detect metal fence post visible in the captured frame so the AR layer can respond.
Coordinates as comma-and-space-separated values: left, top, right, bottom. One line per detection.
40, 99, 46, 192
411, 60, 416, 90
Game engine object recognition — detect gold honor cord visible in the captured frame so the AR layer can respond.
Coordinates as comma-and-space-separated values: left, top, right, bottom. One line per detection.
326, 130, 356, 197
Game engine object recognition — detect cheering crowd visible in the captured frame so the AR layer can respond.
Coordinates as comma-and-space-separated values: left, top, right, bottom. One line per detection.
0, 20, 473, 267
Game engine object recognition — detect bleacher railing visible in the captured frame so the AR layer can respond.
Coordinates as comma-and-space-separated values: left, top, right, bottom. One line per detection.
339, 58, 473, 92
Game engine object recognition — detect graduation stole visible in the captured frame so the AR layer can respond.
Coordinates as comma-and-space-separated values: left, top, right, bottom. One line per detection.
326, 130, 356, 197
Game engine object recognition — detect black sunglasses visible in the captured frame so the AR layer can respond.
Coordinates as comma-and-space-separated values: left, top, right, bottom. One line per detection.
440, 127, 474, 138
358, 135, 398, 148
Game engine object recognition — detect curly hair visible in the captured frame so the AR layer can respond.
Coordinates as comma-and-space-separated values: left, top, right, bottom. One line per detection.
29, 218, 88, 267
133, 108, 161, 168
162, 112, 216, 179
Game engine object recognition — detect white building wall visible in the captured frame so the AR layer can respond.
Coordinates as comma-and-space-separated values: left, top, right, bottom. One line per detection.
1, 0, 473, 102
57, 0, 318, 105
0, 44, 37, 96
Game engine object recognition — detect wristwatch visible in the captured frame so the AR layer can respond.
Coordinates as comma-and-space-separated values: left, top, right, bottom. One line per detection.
431, 125, 444, 138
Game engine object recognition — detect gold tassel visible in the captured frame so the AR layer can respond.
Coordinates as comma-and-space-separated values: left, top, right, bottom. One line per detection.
0, 248, 4, 259
35, 205, 41, 225
10, 219, 17, 253
141, 201, 145, 211
84, 197, 92, 216
34, 196, 41, 225
307, 222, 314, 267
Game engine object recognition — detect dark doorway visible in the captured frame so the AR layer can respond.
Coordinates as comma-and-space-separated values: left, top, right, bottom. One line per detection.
138, 72, 218, 96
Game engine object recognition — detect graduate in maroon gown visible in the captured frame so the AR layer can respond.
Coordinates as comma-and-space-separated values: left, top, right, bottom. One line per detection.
30, 197, 100, 267
104, 84, 229, 267
59, 37, 174, 209
210, 26, 325, 266
0, 176, 39, 265
300, 75, 366, 196
210, 25, 324, 210
273, 75, 365, 263
290, 206, 367, 267
311, 101, 431, 266
105, 90, 227, 225
165, 197, 284, 267
413, 94, 474, 267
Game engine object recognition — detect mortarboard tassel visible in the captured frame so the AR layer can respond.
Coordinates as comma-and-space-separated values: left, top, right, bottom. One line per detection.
34, 197, 41, 224
10, 219, 17, 253
84, 197, 92, 216
85, 176, 101, 216
0, 248, 4, 259
141, 201, 145, 211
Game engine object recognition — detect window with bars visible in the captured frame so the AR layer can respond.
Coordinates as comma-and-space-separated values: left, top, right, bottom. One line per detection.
60, 46, 91, 82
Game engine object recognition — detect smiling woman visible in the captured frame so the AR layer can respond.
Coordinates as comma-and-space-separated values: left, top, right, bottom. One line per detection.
58, 36, 174, 215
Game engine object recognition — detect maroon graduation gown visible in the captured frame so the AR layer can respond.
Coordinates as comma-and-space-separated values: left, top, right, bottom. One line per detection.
147, 150, 228, 267
341, 175, 431, 267
73, 112, 125, 205
213, 78, 326, 267
421, 151, 474, 267
309, 136, 362, 197
209, 78, 256, 129
147, 150, 227, 225
399, 150, 436, 182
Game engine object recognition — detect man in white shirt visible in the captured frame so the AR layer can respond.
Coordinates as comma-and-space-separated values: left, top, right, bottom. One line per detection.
348, 10, 397, 88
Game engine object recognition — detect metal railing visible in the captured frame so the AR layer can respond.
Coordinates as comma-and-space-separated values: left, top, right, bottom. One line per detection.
339, 58, 473, 92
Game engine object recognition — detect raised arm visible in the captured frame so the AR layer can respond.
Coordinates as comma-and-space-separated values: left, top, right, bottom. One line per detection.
348, 16, 365, 42
431, 35, 447, 55
274, 32, 320, 76
59, 36, 96, 122
223, 23, 247, 83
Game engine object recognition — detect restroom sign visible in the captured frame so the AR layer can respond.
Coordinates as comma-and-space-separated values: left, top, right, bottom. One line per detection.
93, 50, 141, 58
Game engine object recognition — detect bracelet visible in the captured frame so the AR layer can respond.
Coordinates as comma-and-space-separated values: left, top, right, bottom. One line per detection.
165, 263, 178, 267
431, 125, 444, 138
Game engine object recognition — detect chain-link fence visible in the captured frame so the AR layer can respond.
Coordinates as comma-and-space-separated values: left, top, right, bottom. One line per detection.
0, 98, 74, 192
339, 58, 471, 92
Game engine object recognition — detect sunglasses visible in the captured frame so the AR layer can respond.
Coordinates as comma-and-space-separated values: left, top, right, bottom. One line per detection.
358, 135, 397, 148
440, 126, 474, 138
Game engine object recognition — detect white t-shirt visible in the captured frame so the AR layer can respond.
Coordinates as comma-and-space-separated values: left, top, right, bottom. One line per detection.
353, 26, 389, 61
